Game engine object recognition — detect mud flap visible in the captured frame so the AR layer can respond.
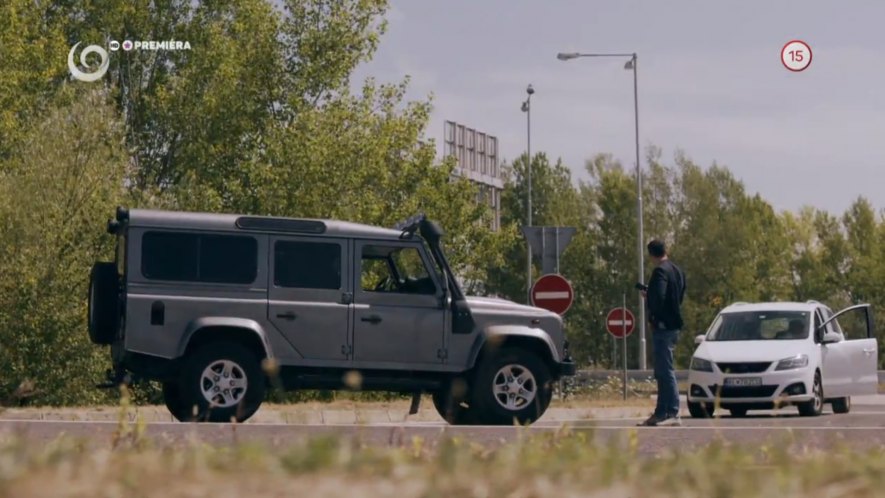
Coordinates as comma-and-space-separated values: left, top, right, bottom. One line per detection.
409, 392, 421, 415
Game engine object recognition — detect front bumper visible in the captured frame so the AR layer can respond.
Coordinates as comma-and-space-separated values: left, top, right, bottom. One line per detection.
687, 367, 814, 406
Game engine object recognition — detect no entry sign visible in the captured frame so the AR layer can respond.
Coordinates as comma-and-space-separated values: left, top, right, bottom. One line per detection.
606, 307, 635, 338
531, 274, 574, 315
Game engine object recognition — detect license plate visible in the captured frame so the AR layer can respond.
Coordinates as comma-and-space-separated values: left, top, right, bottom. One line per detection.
724, 377, 762, 387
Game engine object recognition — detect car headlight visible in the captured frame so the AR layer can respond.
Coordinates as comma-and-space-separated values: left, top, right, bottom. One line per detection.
775, 354, 809, 371
690, 357, 713, 372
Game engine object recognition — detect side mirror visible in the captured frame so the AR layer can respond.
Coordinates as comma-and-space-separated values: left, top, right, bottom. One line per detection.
695, 334, 705, 345
822, 331, 841, 344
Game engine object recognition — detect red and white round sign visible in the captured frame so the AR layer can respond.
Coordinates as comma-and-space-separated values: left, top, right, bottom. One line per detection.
606, 307, 635, 338
531, 274, 574, 315
781, 40, 812, 72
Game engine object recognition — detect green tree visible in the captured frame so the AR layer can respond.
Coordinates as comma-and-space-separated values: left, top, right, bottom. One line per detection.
0, 92, 129, 404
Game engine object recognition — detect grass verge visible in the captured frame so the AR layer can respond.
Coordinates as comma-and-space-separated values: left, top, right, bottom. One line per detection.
0, 426, 881, 497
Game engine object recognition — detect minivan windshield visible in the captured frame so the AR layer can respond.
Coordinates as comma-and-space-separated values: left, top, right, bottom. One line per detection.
706, 311, 811, 341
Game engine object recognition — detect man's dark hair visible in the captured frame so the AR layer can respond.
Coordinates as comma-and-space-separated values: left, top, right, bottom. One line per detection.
647, 239, 667, 258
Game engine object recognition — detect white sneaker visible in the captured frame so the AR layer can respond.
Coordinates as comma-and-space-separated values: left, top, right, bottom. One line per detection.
658, 415, 682, 427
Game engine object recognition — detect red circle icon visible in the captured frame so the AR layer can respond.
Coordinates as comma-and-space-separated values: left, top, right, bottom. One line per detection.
530, 274, 574, 315
606, 307, 635, 338
781, 40, 812, 72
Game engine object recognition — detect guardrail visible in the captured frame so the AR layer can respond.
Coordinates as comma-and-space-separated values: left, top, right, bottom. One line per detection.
575, 370, 885, 383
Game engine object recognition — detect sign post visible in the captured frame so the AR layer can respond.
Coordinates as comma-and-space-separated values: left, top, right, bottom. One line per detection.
606, 303, 636, 401
622, 294, 627, 400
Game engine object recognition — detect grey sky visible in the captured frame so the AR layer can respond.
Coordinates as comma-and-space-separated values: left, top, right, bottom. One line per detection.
351, 0, 885, 215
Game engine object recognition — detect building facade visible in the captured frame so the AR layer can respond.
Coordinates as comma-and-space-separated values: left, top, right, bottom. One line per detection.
442, 120, 504, 231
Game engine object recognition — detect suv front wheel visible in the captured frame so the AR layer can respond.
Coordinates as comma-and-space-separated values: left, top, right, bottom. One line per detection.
470, 347, 552, 425
176, 342, 266, 423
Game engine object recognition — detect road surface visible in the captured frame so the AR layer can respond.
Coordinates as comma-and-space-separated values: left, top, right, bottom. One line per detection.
4, 404, 885, 456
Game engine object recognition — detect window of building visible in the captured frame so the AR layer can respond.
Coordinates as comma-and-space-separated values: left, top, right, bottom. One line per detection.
274, 240, 341, 290
142, 232, 257, 284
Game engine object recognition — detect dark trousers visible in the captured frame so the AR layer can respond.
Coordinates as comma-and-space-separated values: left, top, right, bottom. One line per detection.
653, 329, 680, 418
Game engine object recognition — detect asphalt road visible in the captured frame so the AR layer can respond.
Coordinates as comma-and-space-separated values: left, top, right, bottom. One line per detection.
5, 405, 885, 456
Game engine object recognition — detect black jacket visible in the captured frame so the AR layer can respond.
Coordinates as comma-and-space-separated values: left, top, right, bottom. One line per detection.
646, 259, 686, 331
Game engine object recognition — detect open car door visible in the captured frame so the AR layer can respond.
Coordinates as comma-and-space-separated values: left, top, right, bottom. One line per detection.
820, 304, 878, 396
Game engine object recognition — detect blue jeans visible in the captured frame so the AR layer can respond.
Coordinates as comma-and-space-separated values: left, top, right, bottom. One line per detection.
653, 329, 680, 418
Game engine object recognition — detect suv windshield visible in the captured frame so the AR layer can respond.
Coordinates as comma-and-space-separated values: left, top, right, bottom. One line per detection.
706, 310, 811, 341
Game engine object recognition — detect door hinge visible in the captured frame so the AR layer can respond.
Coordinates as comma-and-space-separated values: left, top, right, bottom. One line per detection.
437, 348, 448, 360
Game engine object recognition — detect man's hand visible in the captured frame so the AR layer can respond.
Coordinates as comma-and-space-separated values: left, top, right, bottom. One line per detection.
640, 290, 647, 298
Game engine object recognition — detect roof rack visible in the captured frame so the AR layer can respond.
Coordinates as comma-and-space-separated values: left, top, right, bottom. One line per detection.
806, 300, 822, 305
730, 301, 750, 306
235, 216, 326, 234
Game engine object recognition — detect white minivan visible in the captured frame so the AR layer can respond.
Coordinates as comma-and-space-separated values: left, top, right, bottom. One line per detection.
687, 301, 878, 418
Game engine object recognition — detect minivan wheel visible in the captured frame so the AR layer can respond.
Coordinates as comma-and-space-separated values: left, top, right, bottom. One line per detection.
798, 373, 824, 417
178, 342, 266, 423
687, 401, 714, 418
832, 396, 851, 414
471, 348, 552, 426
88, 262, 120, 345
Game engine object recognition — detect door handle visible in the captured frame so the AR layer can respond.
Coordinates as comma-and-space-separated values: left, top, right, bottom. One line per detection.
863, 348, 876, 354
361, 315, 382, 324
276, 311, 298, 321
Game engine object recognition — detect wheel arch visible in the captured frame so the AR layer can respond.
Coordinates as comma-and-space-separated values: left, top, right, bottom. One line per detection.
177, 317, 272, 361
467, 325, 561, 374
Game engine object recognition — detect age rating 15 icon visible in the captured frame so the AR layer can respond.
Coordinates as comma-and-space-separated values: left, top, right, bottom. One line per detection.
782, 40, 812, 72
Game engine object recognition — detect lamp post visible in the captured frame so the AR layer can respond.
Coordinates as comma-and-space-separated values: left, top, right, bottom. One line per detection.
556, 52, 647, 370
521, 84, 534, 304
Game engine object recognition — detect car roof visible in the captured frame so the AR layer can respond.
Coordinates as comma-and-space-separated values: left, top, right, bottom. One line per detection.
126, 209, 408, 241
720, 301, 820, 314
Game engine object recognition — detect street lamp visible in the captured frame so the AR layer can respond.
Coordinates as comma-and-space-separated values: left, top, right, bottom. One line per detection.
521, 84, 534, 304
556, 51, 647, 370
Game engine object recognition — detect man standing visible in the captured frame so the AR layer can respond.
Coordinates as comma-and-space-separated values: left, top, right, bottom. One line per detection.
638, 239, 686, 427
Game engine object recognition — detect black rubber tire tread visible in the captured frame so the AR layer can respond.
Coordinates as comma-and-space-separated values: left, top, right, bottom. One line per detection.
162, 382, 191, 422
687, 401, 714, 418
832, 396, 851, 414
432, 378, 478, 425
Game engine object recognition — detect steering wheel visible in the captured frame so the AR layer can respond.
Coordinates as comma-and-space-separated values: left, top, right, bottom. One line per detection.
373, 276, 397, 292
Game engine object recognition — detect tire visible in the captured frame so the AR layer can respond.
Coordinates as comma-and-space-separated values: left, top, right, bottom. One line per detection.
729, 407, 748, 417
88, 262, 120, 345
433, 390, 476, 425
832, 396, 851, 414
177, 342, 266, 423
162, 382, 191, 422
798, 372, 824, 417
688, 401, 714, 418
470, 347, 553, 426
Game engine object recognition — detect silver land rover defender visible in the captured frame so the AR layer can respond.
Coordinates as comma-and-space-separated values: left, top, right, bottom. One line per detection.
88, 208, 575, 424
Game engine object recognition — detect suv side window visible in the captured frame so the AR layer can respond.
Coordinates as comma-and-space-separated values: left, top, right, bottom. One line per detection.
274, 240, 341, 290
142, 232, 257, 284
361, 245, 436, 295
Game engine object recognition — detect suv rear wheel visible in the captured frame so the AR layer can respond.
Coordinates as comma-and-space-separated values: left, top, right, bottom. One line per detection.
470, 347, 552, 425
177, 342, 266, 423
